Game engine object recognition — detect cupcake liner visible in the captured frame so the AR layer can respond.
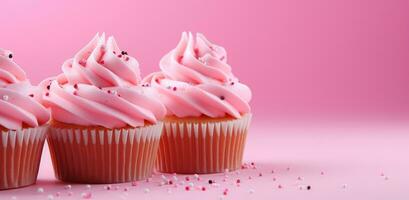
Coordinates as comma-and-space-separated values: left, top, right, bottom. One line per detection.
47, 122, 163, 183
0, 126, 47, 190
156, 114, 252, 174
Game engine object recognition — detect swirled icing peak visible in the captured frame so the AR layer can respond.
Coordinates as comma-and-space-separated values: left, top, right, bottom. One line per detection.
62, 33, 141, 88
43, 34, 166, 128
143, 32, 252, 119
0, 49, 50, 129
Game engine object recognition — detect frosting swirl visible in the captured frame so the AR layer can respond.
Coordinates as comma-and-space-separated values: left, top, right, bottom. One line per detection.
0, 49, 50, 130
43, 34, 166, 128
143, 32, 251, 119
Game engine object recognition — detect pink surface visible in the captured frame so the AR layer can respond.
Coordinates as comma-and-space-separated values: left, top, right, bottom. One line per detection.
1, 121, 409, 199
1, 0, 408, 118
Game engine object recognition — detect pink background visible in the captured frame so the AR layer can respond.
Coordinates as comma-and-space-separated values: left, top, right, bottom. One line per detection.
1, 0, 409, 199
1, 0, 408, 120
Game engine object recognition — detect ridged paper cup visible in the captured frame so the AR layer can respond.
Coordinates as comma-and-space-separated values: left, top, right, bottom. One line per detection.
47, 122, 163, 183
156, 114, 251, 174
0, 126, 48, 190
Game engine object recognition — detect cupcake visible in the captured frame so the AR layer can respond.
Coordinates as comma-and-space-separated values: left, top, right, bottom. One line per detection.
0, 49, 50, 189
43, 33, 166, 183
143, 32, 252, 174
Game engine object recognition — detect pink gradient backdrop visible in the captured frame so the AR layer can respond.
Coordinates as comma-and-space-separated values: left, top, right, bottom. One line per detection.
1, 0, 408, 120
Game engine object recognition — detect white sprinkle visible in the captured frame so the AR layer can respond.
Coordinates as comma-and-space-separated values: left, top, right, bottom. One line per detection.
194, 174, 199, 179
161, 175, 167, 180
144, 188, 150, 193
47, 195, 54, 200
37, 187, 44, 193
81, 191, 92, 199
2, 95, 8, 101
173, 175, 178, 181
86, 184, 92, 189
189, 182, 194, 187
64, 184, 72, 190
249, 189, 255, 194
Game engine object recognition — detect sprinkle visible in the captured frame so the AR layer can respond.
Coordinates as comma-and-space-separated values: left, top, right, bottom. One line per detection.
306, 185, 311, 190
29, 94, 34, 97
107, 90, 111, 94
74, 84, 78, 89
172, 87, 177, 91
124, 187, 129, 191
248, 176, 252, 180
118, 54, 122, 58
188, 182, 194, 187
86, 184, 91, 189
230, 82, 235, 85
185, 176, 190, 181
104, 185, 112, 190
342, 184, 347, 189
47, 195, 54, 200
113, 51, 116, 54
55, 192, 60, 197
297, 176, 303, 181
73, 91, 77, 95
259, 173, 263, 177
45, 92, 49, 96
100, 60, 105, 64
208, 180, 214, 184
47, 85, 51, 90
161, 175, 167, 180
131, 181, 138, 186
220, 96, 225, 100
185, 186, 190, 191
2, 95, 8, 101
271, 170, 275, 173
37, 187, 44, 193
201, 186, 206, 191
236, 179, 241, 184
224, 169, 229, 173
168, 180, 173, 185
278, 184, 283, 189
223, 189, 228, 195
321, 171, 325, 175
65, 185, 72, 190
194, 174, 199, 179
125, 57, 130, 61
144, 188, 150, 193
81, 191, 92, 199
8, 54, 13, 59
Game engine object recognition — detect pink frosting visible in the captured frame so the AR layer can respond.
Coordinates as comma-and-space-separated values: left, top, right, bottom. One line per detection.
43, 34, 166, 128
142, 32, 251, 119
0, 49, 50, 130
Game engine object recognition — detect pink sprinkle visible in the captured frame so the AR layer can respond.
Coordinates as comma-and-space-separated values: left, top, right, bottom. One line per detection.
125, 57, 130, 61
278, 184, 283, 189
131, 182, 138, 186
297, 176, 302, 180
222, 178, 227, 182
105, 185, 112, 190
81, 192, 92, 199
321, 171, 325, 175
223, 191, 228, 195
259, 173, 263, 177
271, 170, 275, 174
124, 187, 129, 191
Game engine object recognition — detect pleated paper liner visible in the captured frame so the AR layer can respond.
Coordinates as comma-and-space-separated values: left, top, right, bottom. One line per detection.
0, 126, 48, 190
156, 114, 252, 174
47, 122, 163, 184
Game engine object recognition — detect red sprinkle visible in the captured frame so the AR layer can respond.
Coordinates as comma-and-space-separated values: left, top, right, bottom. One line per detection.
118, 54, 122, 58
74, 84, 78, 89
185, 186, 190, 191
185, 176, 190, 181
29, 94, 34, 97
201, 186, 206, 191
45, 92, 49, 96
125, 57, 130, 61
236, 179, 241, 184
